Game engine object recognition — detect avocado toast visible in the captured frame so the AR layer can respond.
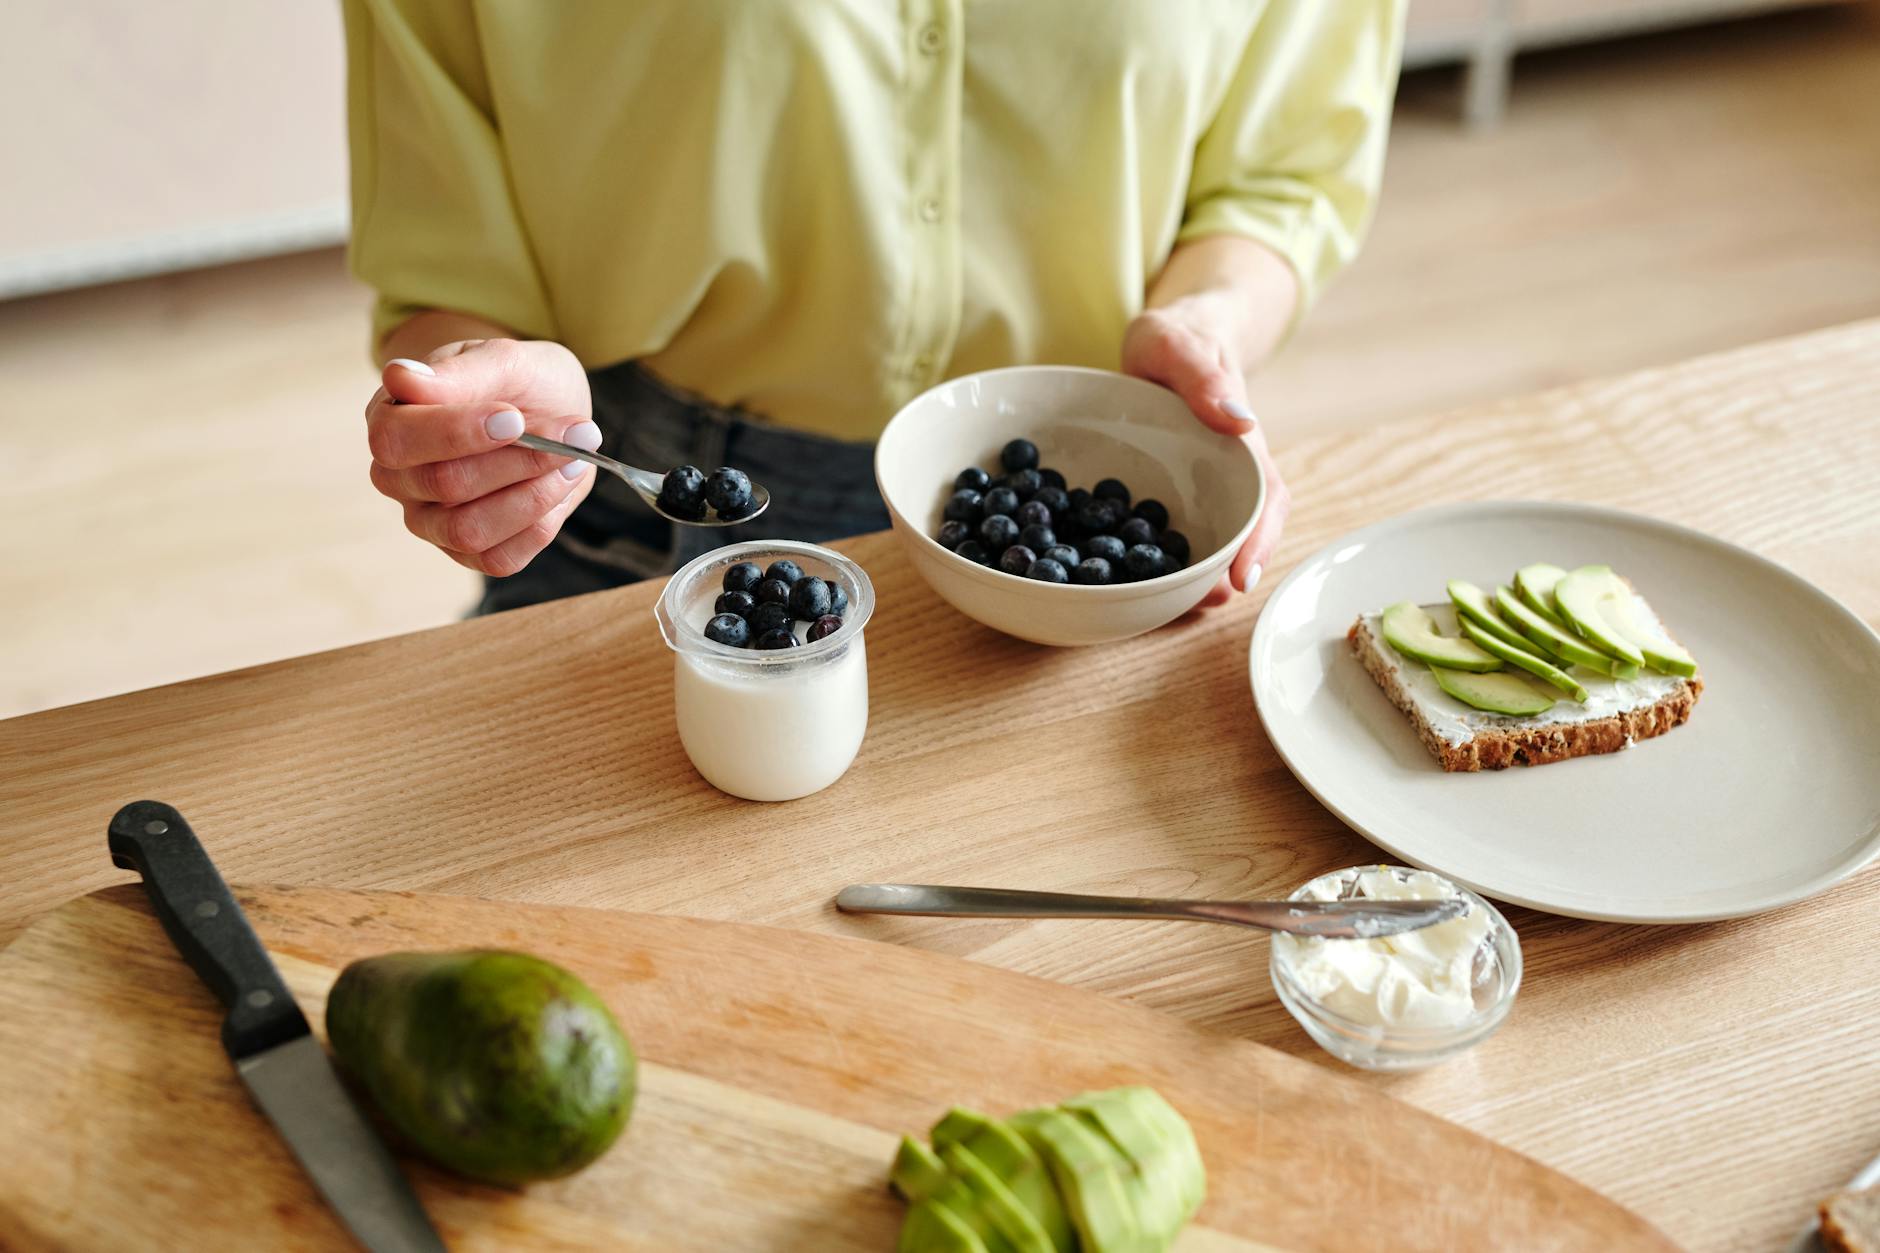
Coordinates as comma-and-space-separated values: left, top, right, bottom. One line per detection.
1350, 564, 1702, 772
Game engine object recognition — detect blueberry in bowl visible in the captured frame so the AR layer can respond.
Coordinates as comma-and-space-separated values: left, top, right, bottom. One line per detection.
999, 545, 1037, 577
980, 514, 1021, 552
875, 365, 1265, 645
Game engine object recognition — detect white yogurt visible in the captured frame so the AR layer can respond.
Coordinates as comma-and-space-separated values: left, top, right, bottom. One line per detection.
1273, 868, 1490, 1031
656, 542, 874, 803
673, 629, 868, 802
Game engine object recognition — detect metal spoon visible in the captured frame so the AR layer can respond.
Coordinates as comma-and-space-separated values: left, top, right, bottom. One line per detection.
835, 883, 1468, 940
516, 432, 770, 527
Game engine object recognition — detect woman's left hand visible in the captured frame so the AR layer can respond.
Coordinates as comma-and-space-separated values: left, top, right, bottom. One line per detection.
1121, 301, 1291, 607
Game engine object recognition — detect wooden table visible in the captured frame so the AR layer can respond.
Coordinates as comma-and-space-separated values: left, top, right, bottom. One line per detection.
6, 320, 1879, 1252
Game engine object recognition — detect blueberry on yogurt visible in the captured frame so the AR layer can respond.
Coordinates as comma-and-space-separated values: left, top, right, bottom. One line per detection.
748, 602, 793, 636
807, 614, 845, 642
789, 576, 833, 621
765, 559, 805, 585
755, 629, 799, 650
723, 561, 763, 594
715, 590, 756, 618
705, 613, 751, 648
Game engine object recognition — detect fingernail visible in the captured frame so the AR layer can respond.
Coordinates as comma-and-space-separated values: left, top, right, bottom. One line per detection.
1222, 400, 1256, 426
484, 410, 524, 440
564, 420, 603, 452
1245, 562, 1263, 590
388, 357, 435, 376
559, 459, 590, 480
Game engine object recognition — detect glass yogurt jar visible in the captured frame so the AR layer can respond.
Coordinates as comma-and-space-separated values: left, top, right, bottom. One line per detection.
655, 541, 874, 802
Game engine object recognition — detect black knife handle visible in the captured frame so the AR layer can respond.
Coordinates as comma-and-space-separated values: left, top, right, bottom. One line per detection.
108, 800, 308, 1059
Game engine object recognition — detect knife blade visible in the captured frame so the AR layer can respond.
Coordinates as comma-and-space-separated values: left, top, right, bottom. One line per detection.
108, 800, 445, 1253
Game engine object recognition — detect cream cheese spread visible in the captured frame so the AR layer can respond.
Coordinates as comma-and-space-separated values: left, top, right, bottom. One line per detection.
1274, 868, 1489, 1031
1358, 601, 1686, 746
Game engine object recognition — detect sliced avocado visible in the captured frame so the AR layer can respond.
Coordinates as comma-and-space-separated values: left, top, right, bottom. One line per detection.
1554, 565, 1695, 676
893, 1135, 951, 1204
900, 1197, 991, 1253
1431, 666, 1558, 716
931, 1170, 1020, 1253
960, 1121, 1076, 1253
1062, 1090, 1205, 1246
1009, 1107, 1143, 1253
1064, 1108, 1182, 1246
940, 1142, 1054, 1253
1459, 618, 1589, 702
1071, 1088, 1205, 1223
1493, 584, 1641, 677
1446, 580, 1531, 653
1513, 563, 1569, 625
932, 1107, 994, 1152
1380, 602, 1501, 673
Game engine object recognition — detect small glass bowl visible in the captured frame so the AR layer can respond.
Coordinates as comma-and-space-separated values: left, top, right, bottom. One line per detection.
1268, 865, 1522, 1072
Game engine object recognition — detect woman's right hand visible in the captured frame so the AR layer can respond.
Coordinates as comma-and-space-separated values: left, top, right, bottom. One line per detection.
365, 338, 601, 577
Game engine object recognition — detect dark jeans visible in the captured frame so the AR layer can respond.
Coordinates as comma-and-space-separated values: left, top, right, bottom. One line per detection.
475, 361, 888, 615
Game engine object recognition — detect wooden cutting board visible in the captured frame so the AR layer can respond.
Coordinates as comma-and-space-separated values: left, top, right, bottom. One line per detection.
0, 886, 1671, 1252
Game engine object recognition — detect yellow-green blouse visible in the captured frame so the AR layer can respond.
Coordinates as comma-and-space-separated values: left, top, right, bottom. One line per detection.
343, 0, 1404, 440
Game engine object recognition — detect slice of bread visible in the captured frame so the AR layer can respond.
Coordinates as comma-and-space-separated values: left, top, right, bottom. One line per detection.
1349, 612, 1701, 772
1822, 1185, 1880, 1253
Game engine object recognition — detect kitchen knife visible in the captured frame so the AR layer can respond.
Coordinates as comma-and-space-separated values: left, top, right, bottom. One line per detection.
108, 800, 445, 1253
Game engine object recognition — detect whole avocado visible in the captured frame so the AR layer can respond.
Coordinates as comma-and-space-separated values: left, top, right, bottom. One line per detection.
325, 950, 636, 1185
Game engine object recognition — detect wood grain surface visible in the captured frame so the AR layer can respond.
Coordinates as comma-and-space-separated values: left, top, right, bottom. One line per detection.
0, 885, 1675, 1251
4, 320, 1880, 1250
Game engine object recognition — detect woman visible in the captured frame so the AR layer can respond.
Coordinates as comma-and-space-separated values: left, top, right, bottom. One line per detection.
344, 2, 1403, 613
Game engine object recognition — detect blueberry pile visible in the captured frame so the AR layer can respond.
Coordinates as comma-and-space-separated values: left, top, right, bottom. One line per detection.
658, 465, 756, 522
935, 439, 1190, 585
704, 558, 850, 650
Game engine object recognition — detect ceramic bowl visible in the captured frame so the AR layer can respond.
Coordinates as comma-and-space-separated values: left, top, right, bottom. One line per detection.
874, 366, 1265, 646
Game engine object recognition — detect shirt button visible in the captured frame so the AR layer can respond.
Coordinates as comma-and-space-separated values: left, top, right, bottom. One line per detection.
918, 23, 946, 54
919, 197, 943, 223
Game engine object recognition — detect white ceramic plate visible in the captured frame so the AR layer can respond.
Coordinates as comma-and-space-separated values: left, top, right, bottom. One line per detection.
1250, 501, 1880, 922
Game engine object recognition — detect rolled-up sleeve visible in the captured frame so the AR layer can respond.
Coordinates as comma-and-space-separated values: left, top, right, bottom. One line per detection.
1178, 0, 1406, 312
341, 0, 556, 350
